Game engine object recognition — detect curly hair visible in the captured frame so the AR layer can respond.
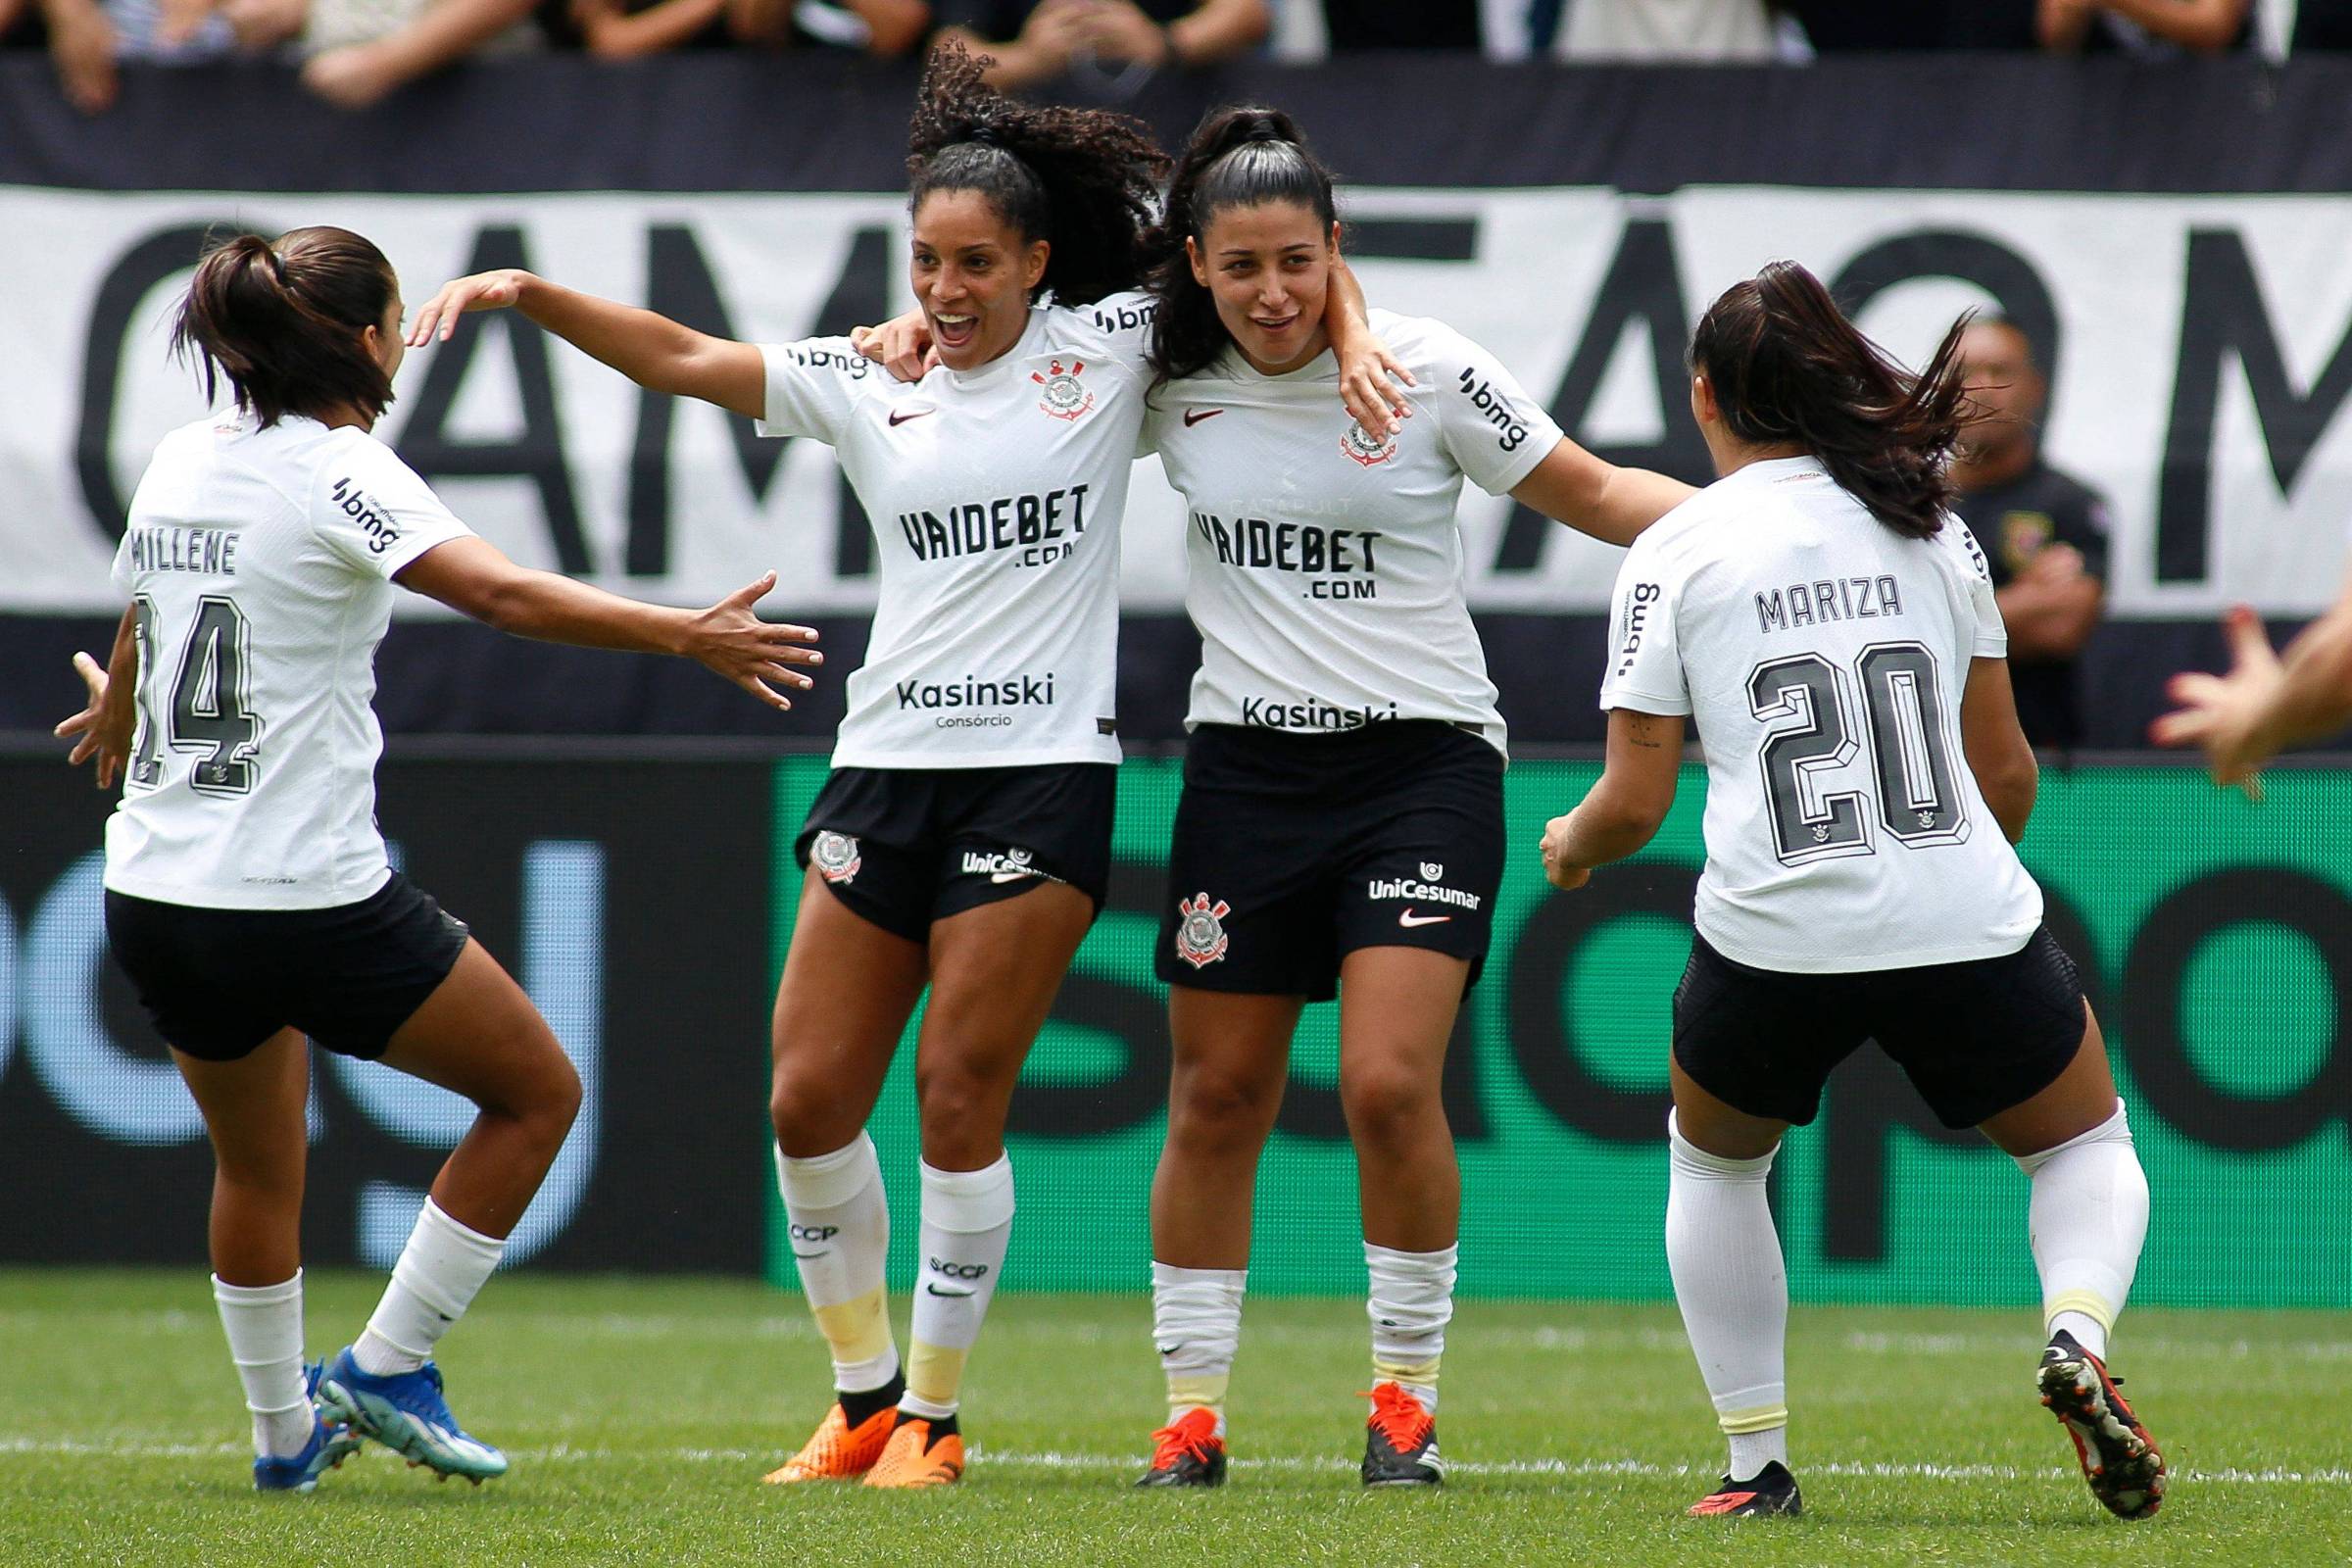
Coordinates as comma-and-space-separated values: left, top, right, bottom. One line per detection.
1145, 105, 1339, 389
906, 42, 1169, 309
1690, 261, 1970, 541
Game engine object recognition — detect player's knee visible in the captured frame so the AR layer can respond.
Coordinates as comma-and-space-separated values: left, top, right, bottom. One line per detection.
1340, 1063, 1438, 1150
768, 1071, 843, 1152
913, 1056, 1010, 1147
1168, 1065, 1280, 1149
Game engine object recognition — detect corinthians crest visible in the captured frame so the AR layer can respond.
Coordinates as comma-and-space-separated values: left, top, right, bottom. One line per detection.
1175, 892, 1231, 969
811, 830, 861, 885
1340, 418, 1396, 466
1031, 358, 1095, 421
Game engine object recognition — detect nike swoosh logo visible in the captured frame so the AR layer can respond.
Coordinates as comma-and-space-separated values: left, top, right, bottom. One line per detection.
889, 408, 935, 426
793, 1250, 826, 1259
990, 869, 1040, 884
924, 1282, 974, 1298
1155, 1345, 1182, 1356
1183, 408, 1223, 426
1397, 908, 1452, 928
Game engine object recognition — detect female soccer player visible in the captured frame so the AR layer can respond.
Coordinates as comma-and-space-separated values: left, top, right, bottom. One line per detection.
54, 226, 819, 1494
1540, 262, 2163, 1522
408, 50, 1384, 1490
1124, 109, 1698, 1490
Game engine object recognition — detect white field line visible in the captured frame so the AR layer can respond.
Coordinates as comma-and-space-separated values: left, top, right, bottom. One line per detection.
0, 1437, 2339, 1486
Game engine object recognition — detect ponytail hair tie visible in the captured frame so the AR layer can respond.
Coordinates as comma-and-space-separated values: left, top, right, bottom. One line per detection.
968, 123, 1004, 149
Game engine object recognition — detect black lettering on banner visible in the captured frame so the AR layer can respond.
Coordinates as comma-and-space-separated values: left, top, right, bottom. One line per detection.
1821, 889, 2101, 1262
2124, 867, 2352, 1150
398, 225, 593, 574
1828, 228, 2063, 400
1504, 861, 1693, 1144
625, 225, 794, 575
77, 221, 263, 541
1495, 219, 1711, 573
2157, 229, 2352, 583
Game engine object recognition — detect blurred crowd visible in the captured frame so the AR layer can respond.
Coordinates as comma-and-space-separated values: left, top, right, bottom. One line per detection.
5, 0, 2347, 114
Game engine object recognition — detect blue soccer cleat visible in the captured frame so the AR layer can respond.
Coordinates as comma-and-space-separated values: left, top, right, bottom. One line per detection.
252, 1362, 363, 1494
318, 1347, 509, 1483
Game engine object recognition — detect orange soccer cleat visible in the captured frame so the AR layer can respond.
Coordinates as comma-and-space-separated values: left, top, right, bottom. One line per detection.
1135, 1407, 1228, 1488
860, 1414, 965, 1489
761, 1400, 899, 1484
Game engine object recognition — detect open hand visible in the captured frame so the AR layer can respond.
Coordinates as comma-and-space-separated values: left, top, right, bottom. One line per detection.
55, 650, 133, 790
2150, 605, 2278, 796
683, 572, 824, 710
408, 270, 535, 346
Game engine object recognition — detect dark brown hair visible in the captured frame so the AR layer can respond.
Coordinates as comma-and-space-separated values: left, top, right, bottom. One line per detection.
1690, 261, 1969, 540
1147, 105, 1339, 388
906, 42, 1168, 309
172, 226, 398, 428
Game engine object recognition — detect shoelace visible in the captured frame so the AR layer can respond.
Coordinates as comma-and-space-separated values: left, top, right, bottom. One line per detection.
1149, 1417, 1218, 1468
1360, 1386, 1433, 1450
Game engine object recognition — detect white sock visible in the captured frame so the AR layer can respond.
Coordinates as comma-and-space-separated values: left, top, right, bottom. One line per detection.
213, 1271, 312, 1459
902, 1155, 1013, 1421
353, 1199, 505, 1377
776, 1135, 899, 1394
1152, 1262, 1245, 1436
1665, 1110, 1789, 1480
1366, 1242, 1456, 1415
2016, 1100, 2148, 1361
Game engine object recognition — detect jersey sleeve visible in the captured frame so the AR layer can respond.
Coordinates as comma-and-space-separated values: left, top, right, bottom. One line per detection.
755, 337, 872, 443
1597, 534, 1690, 716
310, 436, 473, 580
1054, 290, 1159, 372
1424, 322, 1565, 497
1942, 518, 2009, 660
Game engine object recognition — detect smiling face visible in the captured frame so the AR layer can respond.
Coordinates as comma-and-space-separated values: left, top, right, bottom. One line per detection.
1188, 200, 1337, 376
909, 188, 1050, 371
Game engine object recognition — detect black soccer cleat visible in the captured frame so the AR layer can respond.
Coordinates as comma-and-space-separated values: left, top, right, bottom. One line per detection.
1135, 1408, 1227, 1489
1686, 1460, 1802, 1518
1359, 1383, 1443, 1487
2038, 1331, 2166, 1520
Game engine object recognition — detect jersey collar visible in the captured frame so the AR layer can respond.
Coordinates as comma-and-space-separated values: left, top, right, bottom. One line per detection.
940, 307, 1051, 390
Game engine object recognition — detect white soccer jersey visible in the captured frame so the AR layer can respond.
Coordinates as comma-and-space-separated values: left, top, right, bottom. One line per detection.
1599, 455, 2043, 973
1143, 311, 1560, 757
104, 412, 473, 910
759, 295, 1152, 769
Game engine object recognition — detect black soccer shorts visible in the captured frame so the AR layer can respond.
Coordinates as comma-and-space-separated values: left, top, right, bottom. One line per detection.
795, 761, 1116, 943
105, 870, 471, 1063
1155, 720, 1504, 1001
1671, 924, 2088, 1129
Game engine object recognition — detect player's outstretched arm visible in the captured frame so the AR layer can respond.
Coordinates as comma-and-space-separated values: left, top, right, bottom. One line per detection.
396, 537, 822, 710
1509, 440, 1696, 550
2154, 600, 2352, 788
54, 607, 138, 789
1541, 707, 1684, 890
408, 270, 767, 419
1959, 657, 2037, 843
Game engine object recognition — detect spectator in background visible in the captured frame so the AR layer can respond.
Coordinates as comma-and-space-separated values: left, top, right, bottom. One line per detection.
1948, 318, 2109, 753
1551, 0, 1776, 58
930, 0, 1267, 92
570, 0, 925, 58
1324, 0, 1477, 46
32, 0, 244, 114
297, 0, 545, 106
2038, 0, 2251, 51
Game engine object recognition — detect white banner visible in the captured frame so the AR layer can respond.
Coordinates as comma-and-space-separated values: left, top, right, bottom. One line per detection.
6, 183, 2350, 617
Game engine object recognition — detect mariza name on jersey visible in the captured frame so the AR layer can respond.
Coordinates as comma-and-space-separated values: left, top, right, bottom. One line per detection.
1755, 574, 1906, 633
124, 525, 240, 575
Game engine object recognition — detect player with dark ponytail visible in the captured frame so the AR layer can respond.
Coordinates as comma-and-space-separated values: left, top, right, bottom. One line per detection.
407, 46, 1356, 1493
56, 225, 818, 1496
1128, 105, 1697, 1491
1543, 262, 2160, 1522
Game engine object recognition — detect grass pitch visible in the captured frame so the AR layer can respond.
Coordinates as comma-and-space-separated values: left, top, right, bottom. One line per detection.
1, 1271, 2346, 1566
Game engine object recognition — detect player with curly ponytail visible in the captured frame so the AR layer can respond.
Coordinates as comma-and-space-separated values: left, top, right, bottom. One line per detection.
408, 44, 1272, 1493
1543, 263, 2159, 1522
1113, 104, 1701, 1491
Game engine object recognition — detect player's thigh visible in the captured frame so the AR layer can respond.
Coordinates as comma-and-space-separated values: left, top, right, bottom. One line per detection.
1978, 1003, 2119, 1159
770, 866, 931, 1147
1670, 935, 1861, 1144
375, 938, 580, 1121
1166, 984, 1304, 1138
1331, 740, 1504, 995
172, 1028, 312, 1184
1335, 946, 1467, 1117
1669, 1058, 1789, 1161
917, 879, 1095, 1087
